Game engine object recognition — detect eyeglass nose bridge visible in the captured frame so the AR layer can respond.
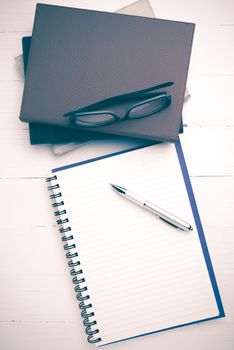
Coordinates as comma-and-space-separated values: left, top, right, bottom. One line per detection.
113, 112, 129, 121
107, 108, 132, 121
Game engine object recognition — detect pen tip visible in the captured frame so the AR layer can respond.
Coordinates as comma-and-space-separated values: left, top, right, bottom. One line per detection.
110, 183, 126, 194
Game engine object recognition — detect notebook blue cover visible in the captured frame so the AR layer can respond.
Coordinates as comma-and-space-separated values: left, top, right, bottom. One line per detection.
50, 139, 225, 346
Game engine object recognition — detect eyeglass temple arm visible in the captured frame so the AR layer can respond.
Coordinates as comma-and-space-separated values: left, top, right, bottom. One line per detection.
64, 81, 174, 117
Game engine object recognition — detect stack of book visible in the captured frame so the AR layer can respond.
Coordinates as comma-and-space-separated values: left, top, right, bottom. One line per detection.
19, 3, 195, 145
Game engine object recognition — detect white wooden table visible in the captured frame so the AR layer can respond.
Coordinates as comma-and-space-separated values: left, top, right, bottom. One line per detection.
1, 1, 233, 349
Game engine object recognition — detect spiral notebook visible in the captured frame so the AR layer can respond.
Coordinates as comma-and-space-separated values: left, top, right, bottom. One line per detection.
46, 141, 224, 346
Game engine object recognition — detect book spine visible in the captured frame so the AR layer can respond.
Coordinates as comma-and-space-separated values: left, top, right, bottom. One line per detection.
46, 175, 101, 345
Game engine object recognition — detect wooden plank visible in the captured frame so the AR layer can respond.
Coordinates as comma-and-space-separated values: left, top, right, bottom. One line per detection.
0, 0, 137, 32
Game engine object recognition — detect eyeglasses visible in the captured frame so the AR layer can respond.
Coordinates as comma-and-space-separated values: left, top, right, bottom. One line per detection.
64, 81, 174, 128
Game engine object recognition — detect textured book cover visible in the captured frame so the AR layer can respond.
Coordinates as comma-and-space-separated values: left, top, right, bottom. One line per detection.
20, 3, 195, 142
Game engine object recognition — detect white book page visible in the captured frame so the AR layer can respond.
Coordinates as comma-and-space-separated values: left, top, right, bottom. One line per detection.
54, 143, 219, 346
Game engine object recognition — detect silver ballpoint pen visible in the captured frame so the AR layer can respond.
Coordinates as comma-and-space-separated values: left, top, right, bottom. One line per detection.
110, 183, 193, 232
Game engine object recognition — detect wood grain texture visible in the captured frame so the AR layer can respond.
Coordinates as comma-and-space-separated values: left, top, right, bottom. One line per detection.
0, 0, 233, 349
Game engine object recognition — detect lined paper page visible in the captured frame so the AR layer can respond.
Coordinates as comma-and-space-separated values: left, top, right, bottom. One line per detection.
55, 143, 219, 346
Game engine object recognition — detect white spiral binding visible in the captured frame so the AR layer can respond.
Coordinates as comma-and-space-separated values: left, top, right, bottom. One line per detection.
46, 175, 101, 344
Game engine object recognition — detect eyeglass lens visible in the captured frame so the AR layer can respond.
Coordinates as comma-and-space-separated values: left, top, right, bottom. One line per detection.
74, 113, 115, 126
128, 96, 169, 118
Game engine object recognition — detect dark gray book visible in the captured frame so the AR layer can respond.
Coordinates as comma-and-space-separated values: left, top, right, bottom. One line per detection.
20, 3, 195, 142
22, 37, 183, 145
